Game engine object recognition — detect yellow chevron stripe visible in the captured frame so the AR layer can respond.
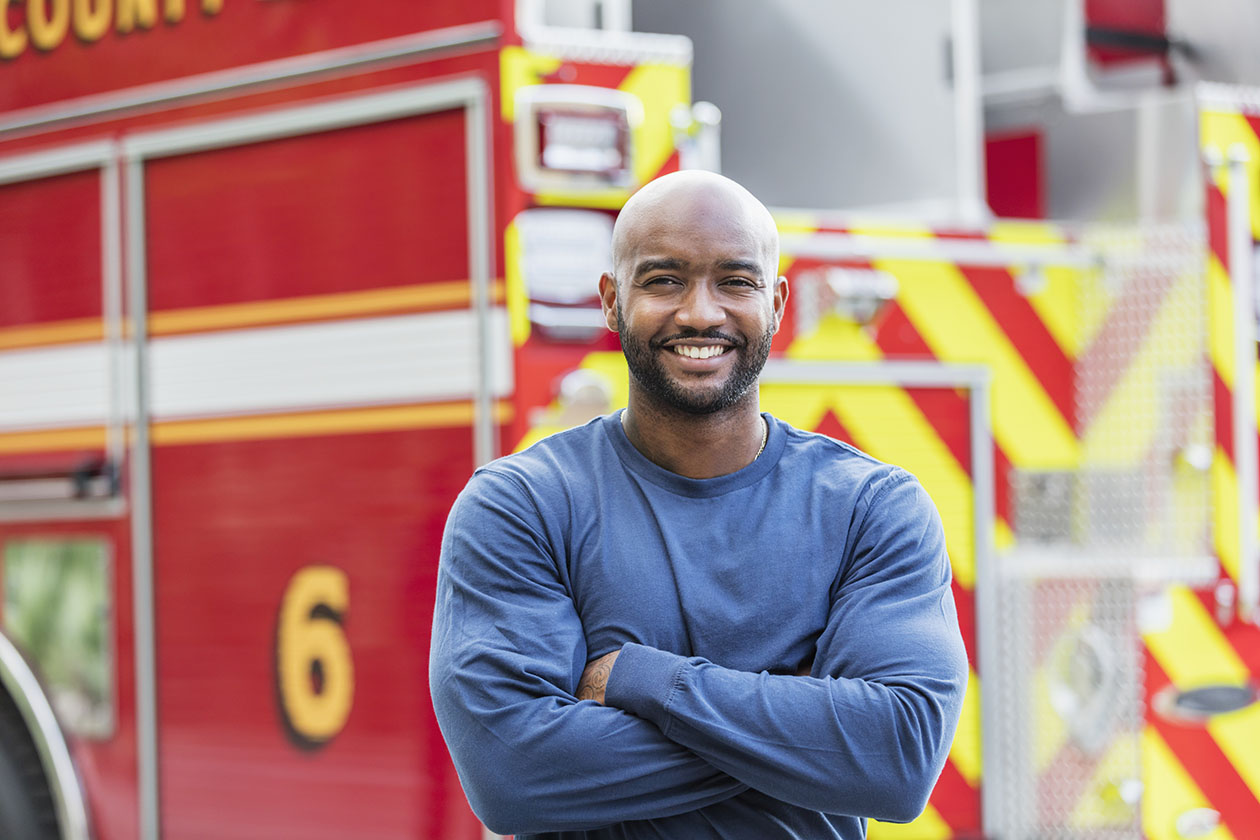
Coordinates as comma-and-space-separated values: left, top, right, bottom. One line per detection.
1209, 703, 1260, 816
1164, 405, 1213, 559
1213, 447, 1242, 582
949, 667, 982, 786
757, 384, 837, 435
534, 62, 690, 209
1081, 269, 1203, 467
1031, 600, 1099, 774
994, 518, 1015, 552
823, 384, 976, 588
875, 257, 1078, 470
505, 219, 530, 347
785, 316, 883, 361
578, 351, 632, 410
622, 63, 689, 186
988, 221, 1081, 359
1068, 733, 1142, 829
774, 213, 820, 278
498, 46, 562, 121
1142, 726, 1236, 840
1209, 253, 1235, 390
1145, 584, 1248, 686
868, 803, 952, 840
1201, 109, 1260, 241
1144, 583, 1260, 796
1032, 659, 1068, 772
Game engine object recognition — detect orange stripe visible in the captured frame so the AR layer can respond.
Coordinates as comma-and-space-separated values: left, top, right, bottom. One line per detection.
0, 281, 504, 350
0, 427, 107, 455
0, 401, 513, 454
0, 318, 104, 351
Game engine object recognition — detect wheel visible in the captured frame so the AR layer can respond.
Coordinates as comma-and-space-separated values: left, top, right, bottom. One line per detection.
0, 689, 59, 839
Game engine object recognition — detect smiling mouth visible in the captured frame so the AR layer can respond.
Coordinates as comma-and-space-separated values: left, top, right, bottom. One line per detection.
672, 345, 730, 360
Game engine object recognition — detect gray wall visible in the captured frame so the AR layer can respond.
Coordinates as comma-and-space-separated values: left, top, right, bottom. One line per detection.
632, 0, 960, 213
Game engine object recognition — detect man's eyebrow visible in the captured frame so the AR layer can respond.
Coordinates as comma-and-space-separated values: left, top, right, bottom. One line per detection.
717, 259, 764, 277
633, 257, 688, 279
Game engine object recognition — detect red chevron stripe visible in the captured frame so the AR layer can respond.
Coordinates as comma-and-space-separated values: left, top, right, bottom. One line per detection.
1208, 182, 1230, 271
875, 301, 1012, 527
875, 304, 971, 470
1192, 588, 1260, 674
1216, 367, 1235, 459
1145, 651, 1260, 833
813, 409, 857, 448
928, 755, 981, 834
952, 578, 976, 665
540, 62, 635, 91
960, 265, 1075, 430
1074, 266, 1172, 433
1246, 114, 1260, 151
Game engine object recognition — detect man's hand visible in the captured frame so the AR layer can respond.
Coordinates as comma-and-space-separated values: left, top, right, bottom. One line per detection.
577, 650, 620, 704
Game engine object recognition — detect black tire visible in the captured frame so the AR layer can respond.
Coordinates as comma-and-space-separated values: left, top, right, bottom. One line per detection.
0, 688, 59, 840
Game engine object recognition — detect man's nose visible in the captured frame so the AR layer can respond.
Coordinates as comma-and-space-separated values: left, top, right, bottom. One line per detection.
675, 281, 725, 330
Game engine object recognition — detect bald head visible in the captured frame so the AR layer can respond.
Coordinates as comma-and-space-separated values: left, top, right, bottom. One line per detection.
610, 171, 780, 285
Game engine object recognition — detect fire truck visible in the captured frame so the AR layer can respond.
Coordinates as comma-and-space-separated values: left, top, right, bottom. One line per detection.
1, 1, 1258, 838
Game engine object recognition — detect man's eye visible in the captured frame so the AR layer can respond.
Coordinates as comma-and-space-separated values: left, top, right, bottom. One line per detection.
723, 277, 756, 287
644, 276, 680, 285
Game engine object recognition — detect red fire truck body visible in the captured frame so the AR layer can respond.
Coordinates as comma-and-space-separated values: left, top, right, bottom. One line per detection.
0, 3, 612, 838
4, 3, 1260, 840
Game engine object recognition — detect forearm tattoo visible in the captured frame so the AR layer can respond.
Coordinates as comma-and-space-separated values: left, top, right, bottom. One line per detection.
577, 652, 617, 704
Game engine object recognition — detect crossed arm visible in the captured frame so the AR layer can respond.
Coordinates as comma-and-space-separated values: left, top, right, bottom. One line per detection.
430, 469, 968, 835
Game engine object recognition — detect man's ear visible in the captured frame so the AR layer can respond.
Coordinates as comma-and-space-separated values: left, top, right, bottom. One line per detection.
772, 275, 789, 333
598, 272, 619, 332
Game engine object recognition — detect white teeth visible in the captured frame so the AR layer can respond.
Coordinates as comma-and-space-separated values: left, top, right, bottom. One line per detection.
673, 345, 727, 359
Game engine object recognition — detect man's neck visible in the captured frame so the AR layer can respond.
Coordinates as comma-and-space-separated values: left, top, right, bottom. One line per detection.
621, 394, 767, 480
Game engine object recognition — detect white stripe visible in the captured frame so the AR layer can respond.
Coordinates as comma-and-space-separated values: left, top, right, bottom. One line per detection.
0, 309, 512, 431
0, 344, 110, 429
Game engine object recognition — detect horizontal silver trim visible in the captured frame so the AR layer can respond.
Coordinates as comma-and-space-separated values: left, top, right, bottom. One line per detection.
761, 358, 990, 389
0, 141, 113, 185
1197, 81, 1260, 115
0, 309, 513, 431
779, 231, 1096, 269
0, 499, 126, 523
0, 21, 501, 138
1003, 549, 1220, 585
0, 633, 90, 839
123, 77, 488, 159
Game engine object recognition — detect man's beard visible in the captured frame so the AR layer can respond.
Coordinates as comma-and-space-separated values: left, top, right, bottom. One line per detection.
616, 303, 775, 415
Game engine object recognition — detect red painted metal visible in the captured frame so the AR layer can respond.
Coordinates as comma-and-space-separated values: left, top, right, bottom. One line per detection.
143, 108, 470, 312
0, 169, 101, 327
0, 0, 503, 112
151, 430, 478, 838
0, 4, 694, 837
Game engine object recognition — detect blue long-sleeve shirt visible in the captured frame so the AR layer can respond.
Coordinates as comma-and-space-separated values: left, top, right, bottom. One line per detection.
430, 411, 968, 838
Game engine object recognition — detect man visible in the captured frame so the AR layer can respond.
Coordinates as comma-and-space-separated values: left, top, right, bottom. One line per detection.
430, 171, 967, 839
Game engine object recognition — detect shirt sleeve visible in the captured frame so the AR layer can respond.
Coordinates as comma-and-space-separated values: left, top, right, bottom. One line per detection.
429, 468, 748, 836
603, 471, 968, 824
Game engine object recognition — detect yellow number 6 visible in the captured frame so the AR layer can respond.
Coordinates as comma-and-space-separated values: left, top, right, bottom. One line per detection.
275, 565, 354, 748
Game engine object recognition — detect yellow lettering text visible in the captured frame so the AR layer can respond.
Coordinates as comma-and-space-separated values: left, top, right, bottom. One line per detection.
201, 0, 221, 14
115, 0, 156, 33
0, 3, 28, 59
72, 0, 111, 42
164, 0, 183, 23
28, 0, 70, 51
